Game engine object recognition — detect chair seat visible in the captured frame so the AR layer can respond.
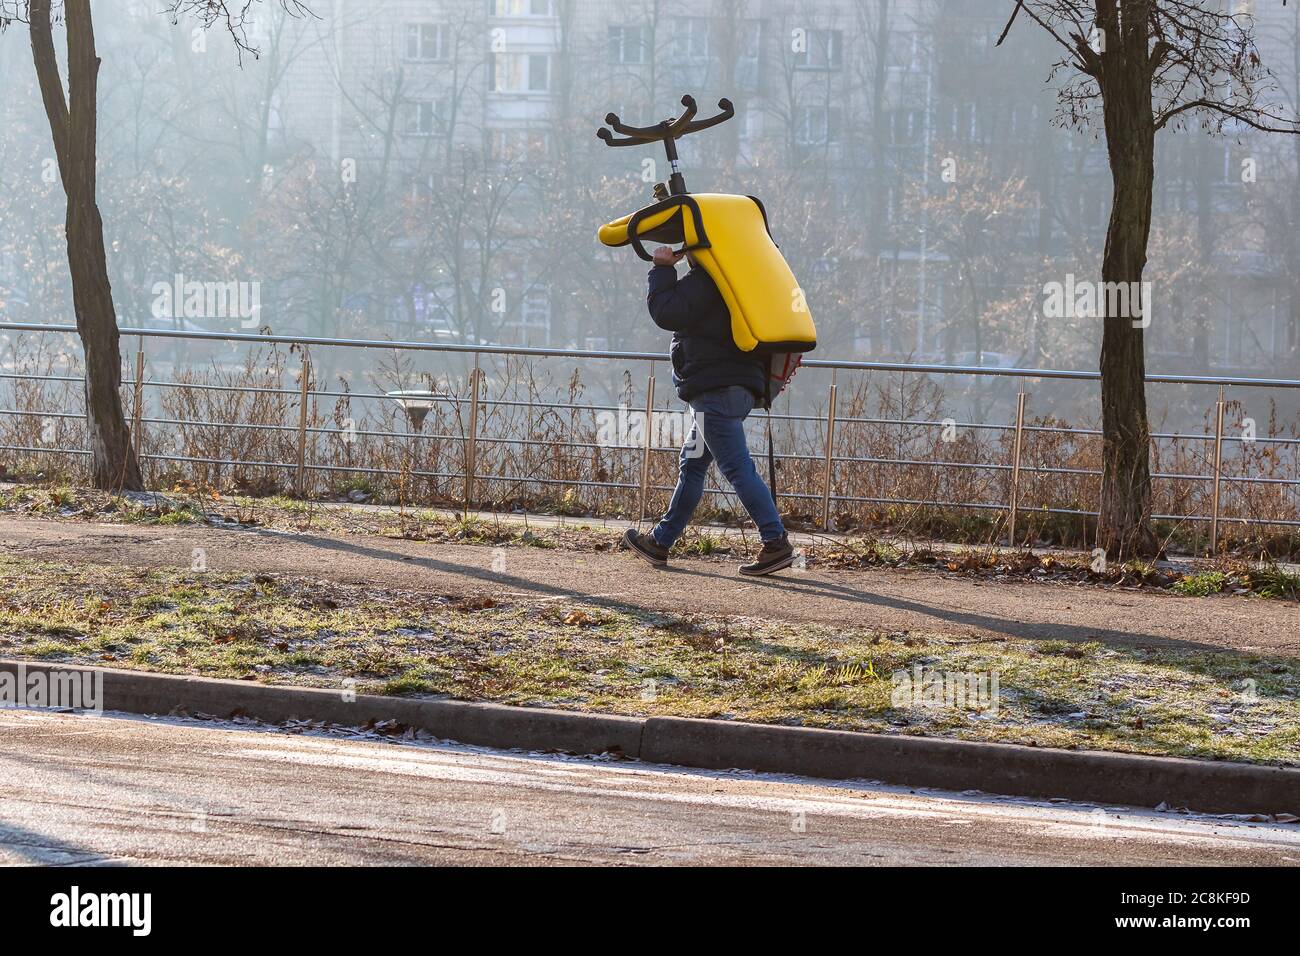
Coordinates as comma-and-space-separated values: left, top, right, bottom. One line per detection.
599, 192, 816, 354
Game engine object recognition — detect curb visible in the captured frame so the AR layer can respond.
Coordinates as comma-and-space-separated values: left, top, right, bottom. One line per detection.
4, 660, 1296, 815
640, 717, 1299, 815
0, 660, 642, 758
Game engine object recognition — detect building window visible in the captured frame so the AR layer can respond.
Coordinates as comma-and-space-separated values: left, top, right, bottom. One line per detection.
405, 23, 447, 61
403, 100, 441, 137
488, 129, 549, 162
491, 0, 554, 16
502, 288, 551, 346
738, 103, 760, 143
608, 24, 647, 64
1080, 188, 1107, 231
491, 52, 551, 92
404, 282, 457, 337
671, 17, 710, 61
888, 31, 927, 72
795, 29, 841, 71
885, 184, 902, 225
887, 108, 922, 145
737, 19, 763, 89
937, 101, 978, 142
1221, 141, 1252, 183
795, 106, 840, 145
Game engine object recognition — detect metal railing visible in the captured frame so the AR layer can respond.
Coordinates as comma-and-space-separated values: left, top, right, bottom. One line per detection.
2, 320, 1299, 553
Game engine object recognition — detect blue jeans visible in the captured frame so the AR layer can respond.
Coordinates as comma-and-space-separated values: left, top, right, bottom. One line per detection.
652, 385, 786, 547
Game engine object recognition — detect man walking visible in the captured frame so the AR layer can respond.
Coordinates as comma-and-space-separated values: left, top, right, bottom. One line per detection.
622, 244, 795, 576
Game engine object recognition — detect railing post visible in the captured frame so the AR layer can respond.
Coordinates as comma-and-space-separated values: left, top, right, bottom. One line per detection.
131, 342, 145, 460
1210, 385, 1226, 555
464, 353, 481, 516
295, 349, 311, 497
820, 371, 838, 530
1008, 389, 1027, 548
638, 363, 656, 522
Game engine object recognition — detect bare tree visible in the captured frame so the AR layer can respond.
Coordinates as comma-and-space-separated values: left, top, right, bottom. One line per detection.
0, 0, 308, 490
1252, 1, 1300, 373
998, 0, 1300, 557
917, 152, 1033, 371
851, 0, 895, 357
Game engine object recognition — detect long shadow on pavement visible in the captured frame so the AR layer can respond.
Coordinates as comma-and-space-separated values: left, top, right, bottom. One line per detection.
230, 525, 1272, 659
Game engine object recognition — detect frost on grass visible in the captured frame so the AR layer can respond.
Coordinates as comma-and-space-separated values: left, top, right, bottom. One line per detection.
0, 554, 1296, 767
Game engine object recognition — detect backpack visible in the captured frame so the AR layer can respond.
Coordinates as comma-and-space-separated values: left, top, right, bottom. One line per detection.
762, 352, 803, 410
759, 351, 805, 507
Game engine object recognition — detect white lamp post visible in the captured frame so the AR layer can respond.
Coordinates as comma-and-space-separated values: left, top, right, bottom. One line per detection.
386, 389, 444, 433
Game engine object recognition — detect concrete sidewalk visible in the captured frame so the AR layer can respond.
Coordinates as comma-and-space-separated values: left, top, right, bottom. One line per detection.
1, 515, 1296, 656
180, 493, 1300, 572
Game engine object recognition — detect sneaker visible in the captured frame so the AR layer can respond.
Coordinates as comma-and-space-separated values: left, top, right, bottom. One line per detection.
739, 535, 795, 576
623, 528, 669, 568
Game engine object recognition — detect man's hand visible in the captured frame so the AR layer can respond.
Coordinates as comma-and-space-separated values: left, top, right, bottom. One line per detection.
652, 246, 684, 267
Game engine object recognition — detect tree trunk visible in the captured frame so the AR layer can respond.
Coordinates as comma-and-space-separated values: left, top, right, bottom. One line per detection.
1095, 4, 1157, 558
30, 0, 143, 491
866, 0, 891, 355
1289, 130, 1300, 368
1192, 135, 1213, 369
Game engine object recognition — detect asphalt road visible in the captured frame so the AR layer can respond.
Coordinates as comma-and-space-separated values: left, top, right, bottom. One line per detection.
2, 517, 1297, 655
2, 708, 1298, 866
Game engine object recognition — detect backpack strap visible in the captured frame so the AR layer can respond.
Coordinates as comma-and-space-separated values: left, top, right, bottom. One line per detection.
766, 410, 777, 507
764, 362, 777, 506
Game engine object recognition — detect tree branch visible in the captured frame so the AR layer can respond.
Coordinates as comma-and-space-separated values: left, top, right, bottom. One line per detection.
998, 0, 1094, 74
65, 0, 99, 192
1149, 39, 1172, 75
1155, 97, 1300, 134
995, 0, 1026, 46
27, 0, 71, 181
162, 0, 316, 63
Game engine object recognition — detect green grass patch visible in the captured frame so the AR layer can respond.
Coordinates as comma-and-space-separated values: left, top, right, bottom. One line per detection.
1249, 564, 1300, 601
1173, 571, 1228, 597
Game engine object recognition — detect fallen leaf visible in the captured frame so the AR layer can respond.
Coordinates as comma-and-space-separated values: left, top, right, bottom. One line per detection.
452, 596, 498, 612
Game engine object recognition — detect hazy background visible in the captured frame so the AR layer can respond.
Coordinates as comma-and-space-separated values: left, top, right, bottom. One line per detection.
3, 0, 1300, 427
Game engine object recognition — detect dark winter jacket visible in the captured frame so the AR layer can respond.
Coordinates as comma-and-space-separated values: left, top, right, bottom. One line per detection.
646, 263, 767, 403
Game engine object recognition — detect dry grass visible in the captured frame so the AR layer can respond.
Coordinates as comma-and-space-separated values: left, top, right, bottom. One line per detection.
3, 332, 1298, 557
1, 552, 1297, 766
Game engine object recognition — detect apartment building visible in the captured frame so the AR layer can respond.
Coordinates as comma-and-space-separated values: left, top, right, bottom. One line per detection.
19, 0, 1293, 374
